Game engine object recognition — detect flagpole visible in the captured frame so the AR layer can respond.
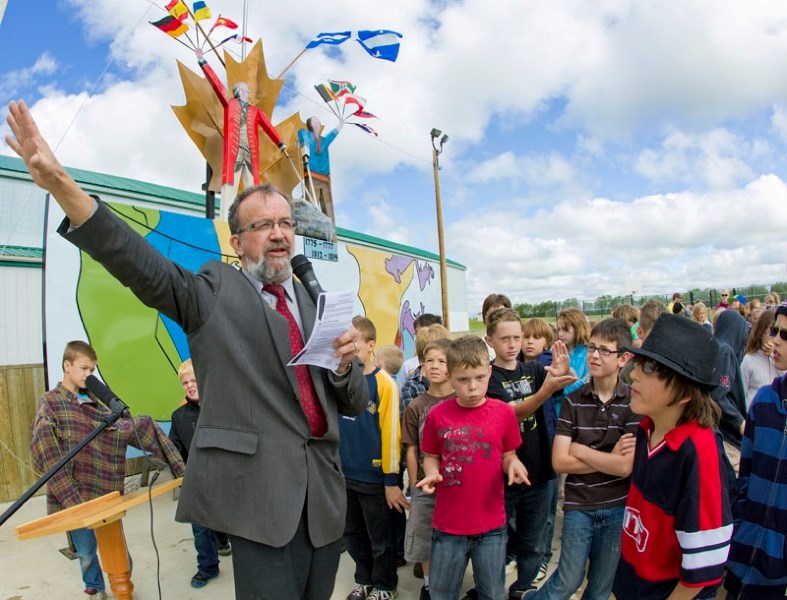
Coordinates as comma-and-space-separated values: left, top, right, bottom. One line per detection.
184, 5, 226, 67
276, 48, 308, 80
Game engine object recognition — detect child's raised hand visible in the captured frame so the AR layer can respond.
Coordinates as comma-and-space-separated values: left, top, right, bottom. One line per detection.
548, 340, 570, 376
416, 473, 443, 495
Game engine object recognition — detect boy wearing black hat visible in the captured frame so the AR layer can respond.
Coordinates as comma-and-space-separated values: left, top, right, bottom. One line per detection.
613, 314, 733, 600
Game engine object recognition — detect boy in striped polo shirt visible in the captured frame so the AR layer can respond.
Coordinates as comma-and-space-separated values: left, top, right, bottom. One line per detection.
524, 318, 640, 600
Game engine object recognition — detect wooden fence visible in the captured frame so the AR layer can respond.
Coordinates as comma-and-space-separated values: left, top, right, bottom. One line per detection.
0, 364, 45, 503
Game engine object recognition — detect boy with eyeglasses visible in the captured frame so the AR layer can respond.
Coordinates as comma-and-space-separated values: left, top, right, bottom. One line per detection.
524, 318, 640, 600
724, 304, 787, 599
613, 314, 732, 600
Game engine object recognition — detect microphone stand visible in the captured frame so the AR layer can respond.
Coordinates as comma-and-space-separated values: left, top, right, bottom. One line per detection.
0, 409, 124, 528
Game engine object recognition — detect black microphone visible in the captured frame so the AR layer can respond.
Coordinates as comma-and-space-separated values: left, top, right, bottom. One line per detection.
291, 254, 325, 305
85, 375, 132, 419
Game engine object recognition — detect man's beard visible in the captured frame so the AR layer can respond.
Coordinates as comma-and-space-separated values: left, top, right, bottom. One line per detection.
246, 246, 292, 283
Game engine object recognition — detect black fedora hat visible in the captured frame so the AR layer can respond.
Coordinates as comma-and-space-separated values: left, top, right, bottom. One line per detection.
624, 313, 719, 390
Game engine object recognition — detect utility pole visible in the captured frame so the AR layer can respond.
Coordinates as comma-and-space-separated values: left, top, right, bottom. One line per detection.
430, 128, 449, 330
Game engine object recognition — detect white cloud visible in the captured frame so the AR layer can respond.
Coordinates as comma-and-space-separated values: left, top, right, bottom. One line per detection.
449, 174, 787, 308
634, 128, 757, 190
0, 52, 59, 98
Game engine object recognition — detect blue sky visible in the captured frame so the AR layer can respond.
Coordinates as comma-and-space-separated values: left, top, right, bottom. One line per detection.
4, 0, 787, 310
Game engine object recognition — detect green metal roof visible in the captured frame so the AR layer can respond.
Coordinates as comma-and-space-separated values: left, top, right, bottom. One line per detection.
0, 245, 43, 267
0, 154, 465, 269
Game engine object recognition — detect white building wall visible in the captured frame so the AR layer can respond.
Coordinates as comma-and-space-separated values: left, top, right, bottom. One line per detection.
0, 265, 43, 366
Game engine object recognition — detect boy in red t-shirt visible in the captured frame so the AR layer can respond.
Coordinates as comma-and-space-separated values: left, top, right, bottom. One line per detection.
417, 336, 529, 600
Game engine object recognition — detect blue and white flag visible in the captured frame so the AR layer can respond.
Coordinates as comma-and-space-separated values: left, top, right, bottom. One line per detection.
355, 29, 403, 62
305, 31, 352, 49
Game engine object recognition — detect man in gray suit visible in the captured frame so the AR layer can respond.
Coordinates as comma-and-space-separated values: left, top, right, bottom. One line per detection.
6, 100, 369, 600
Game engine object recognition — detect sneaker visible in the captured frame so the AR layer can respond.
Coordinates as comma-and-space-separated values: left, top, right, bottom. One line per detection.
347, 583, 373, 600
413, 561, 424, 579
461, 590, 479, 600
419, 585, 431, 600
368, 590, 398, 600
217, 541, 232, 556
533, 563, 548, 584
191, 571, 219, 588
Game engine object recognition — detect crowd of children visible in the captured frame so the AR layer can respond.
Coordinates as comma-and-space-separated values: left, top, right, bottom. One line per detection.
335, 296, 786, 600
45, 296, 786, 600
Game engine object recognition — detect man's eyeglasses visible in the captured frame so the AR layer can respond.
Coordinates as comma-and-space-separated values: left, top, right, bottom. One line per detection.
586, 344, 623, 357
721, 293, 729, 297
634, 357, 662, 375
238, 218, 295, 234
768, 326, 787, 341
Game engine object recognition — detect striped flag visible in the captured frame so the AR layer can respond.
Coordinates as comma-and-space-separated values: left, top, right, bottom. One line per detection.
350, 123, 378, 137
150, 15, 190, 38
165, 0, 189, 21
306, 31, 352, 49
355, 29, 402, 62
314, 83, 338, 103
192, 1, 211, 21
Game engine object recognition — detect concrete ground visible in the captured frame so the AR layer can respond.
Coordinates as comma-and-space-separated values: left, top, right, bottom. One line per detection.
0, 472, 562, 600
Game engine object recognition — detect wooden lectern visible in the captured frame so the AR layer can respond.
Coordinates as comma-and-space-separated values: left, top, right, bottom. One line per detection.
16, 477, 183, 600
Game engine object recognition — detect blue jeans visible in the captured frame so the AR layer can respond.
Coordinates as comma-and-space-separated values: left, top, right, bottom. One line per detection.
192, 523, 220, 576
429, 525, 507, 600
71, 527, 105, 592
542, 478, 558, 565
505, 480, 553, 593
531, 506, 624, 600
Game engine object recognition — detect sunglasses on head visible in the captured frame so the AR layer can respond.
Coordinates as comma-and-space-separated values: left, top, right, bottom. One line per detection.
768, 326, 787, 341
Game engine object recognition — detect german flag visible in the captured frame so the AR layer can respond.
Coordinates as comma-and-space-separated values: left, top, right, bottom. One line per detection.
150, 15, 189, 38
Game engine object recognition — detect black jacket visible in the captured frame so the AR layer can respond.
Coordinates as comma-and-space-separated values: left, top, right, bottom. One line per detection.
169, 399, 200, 463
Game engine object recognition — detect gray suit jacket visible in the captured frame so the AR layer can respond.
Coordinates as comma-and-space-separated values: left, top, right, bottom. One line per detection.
62, 202, 368, 547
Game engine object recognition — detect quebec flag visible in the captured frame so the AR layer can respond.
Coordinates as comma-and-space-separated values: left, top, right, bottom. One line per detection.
355, 29, 403, 62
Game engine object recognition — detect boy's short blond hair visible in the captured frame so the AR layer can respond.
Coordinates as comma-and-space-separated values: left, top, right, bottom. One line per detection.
63, 340, 97, 365
352, 315, 377, 342
178, 358, 194, 379
521, 318, 554, 346
415, 323, 451, 362
638, 300, 667, 335
423, 338, 452, 360
446, 336, 489, 373
611, 304, 639, 327
376, 344, 404, 376
485, 307, 521, 336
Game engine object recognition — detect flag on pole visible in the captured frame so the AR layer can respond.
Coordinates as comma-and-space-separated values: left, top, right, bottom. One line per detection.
314, 83, 338, 103
306, 31, 352, 49
192, 1, 211, 21
151, 15, 190, 38
353, 110, 378, 119
217, 33, 253, 47
355, 29, 402, 62
165, 0, 190, 21
350, 123, 378, 137
328, 80, 356, 98
213, 16, 238, 30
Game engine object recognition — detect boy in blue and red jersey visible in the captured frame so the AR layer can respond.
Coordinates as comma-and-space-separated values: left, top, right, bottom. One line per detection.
613, 314, 733, 600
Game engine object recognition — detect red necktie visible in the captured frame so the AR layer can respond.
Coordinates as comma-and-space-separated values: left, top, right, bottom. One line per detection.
263, 284, 327, 437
